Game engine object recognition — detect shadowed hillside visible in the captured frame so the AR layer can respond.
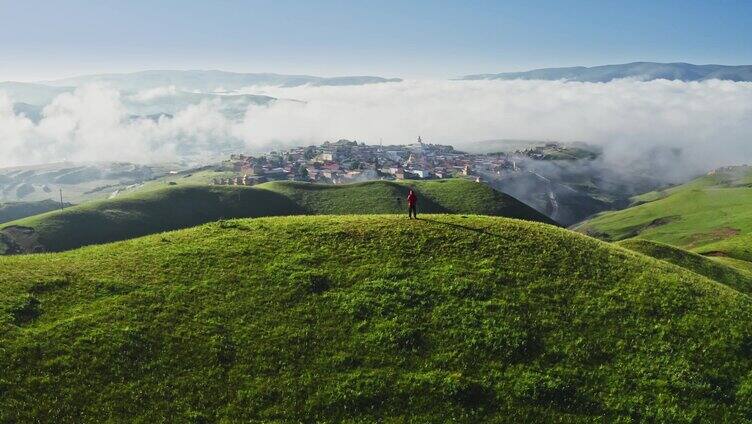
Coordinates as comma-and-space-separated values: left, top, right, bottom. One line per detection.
0, 199, 70, 224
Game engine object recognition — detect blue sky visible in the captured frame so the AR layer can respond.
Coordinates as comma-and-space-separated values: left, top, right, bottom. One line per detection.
1, 0, 751, 80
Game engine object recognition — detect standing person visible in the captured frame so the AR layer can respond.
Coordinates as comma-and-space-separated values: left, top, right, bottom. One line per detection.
407, 189, 417, 219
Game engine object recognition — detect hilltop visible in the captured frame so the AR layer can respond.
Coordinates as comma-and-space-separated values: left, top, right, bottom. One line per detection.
0, 179, 552, 254
573, 166, 752, 265
461, 62, 752, 82
3, 215, 752, 421
259, 179, 549, 219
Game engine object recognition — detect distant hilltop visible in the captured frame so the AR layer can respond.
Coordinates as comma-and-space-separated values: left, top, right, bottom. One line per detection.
460, 62, 752, 83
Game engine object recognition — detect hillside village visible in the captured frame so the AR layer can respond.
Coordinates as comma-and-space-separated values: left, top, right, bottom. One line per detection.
214, 137, 583, 186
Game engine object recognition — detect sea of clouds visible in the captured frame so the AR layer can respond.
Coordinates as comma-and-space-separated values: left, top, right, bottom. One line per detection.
2, 78, 752, 180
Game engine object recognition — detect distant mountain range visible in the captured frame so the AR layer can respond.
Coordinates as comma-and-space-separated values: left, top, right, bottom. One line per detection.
0, 82, 71, 105
0, 71, 402, 121
41, 70, 403, 92
3, 63, 751, 125
460, 62, 752, 82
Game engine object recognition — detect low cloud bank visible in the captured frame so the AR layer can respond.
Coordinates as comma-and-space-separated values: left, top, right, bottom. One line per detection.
2, 79, 752, 181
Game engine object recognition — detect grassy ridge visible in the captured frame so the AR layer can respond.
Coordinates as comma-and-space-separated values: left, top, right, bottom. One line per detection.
1, 179, 552, 254
259, 179, 551, 219
2, 215, 752, 421
692, 235, 752, 263
618, 239, 752, 294
712, 256, 752, 274
2, 185, 304, 253
573, 166, 752, 263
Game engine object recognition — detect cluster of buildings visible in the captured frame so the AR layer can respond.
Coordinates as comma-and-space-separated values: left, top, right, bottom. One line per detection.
214, 137, 533, 187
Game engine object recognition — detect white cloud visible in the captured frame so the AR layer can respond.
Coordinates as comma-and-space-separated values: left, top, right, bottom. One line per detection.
128, 85, 178, 102
236, 79, 752, 171
0, 85, 237, 166
1, 79, 752, 180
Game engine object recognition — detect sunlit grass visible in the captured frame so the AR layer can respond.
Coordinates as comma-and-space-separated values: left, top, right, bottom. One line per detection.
2, 215, 752, 421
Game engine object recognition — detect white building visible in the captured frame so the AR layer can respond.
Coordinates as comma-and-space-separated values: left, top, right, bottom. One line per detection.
412, 169, 430, 179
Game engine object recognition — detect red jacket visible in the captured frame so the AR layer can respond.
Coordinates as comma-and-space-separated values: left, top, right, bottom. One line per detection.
407, 192, 417, 206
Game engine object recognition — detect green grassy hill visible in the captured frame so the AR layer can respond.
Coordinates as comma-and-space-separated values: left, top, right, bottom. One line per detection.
0, 199, 70, 224
0, 179, 553, 254
3, 215, 752, 421
617, 239, 752, 294
573, 166, 752, 264
258, 179, 549, 218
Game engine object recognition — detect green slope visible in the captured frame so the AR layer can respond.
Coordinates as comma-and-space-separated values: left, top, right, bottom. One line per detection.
617, 239, 752, 294
573, 166, 752, 263
0, 199, 69, 224
0, 179, 553, 254
712, 256, 752, 274
0, 185, 303, 254
2, 215, 752, 422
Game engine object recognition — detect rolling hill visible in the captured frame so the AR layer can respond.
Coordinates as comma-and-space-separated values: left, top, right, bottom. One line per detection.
618, 239, 752, 294
461, 62, 752, 82
573, 166, 752, 264
0, 199, 70, 224
2, 214, 752, 421
0, 179, 553, 254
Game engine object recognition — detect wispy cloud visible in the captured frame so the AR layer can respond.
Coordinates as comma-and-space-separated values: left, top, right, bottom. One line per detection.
2, 79, 752, 181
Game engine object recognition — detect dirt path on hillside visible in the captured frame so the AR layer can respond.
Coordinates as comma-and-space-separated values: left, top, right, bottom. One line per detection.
686, 227, 741, 249
0, 226, 45, 254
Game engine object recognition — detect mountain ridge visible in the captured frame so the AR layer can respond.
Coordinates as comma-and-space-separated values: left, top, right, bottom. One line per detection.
41, 69, 403, 91
461, 62, 752, 82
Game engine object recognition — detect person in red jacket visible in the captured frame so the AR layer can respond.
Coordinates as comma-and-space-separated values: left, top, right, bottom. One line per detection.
407, 189, 417, 219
